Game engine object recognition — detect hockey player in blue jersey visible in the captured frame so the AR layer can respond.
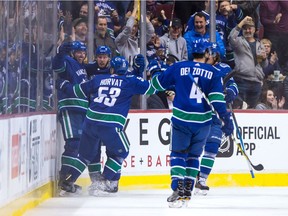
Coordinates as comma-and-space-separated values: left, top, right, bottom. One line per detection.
52, 41, 94, 195
55, 56, 156, 196
151, 40, 234, 208
86, 45, 111, 79
194, 43, 238, 195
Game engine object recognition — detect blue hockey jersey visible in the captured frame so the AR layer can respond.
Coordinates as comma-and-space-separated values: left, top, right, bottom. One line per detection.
52, 53, 89, 113
151, 61, 228, 127
74, 74, 156, 129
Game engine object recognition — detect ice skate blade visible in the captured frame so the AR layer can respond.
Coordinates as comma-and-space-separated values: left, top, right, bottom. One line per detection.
168, 199, 184, 208
182, 197, 191, 208
88, 189, 116, 197
58, 189, 81, 197
194, 188, 208, 196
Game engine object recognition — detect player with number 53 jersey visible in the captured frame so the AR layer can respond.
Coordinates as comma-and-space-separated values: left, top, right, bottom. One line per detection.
57, 56, 156, 197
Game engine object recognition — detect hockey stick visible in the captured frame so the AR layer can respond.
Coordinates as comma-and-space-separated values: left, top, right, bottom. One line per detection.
187, 73, 256, 178
169, 0, 176, 27
228, 104, 264, 171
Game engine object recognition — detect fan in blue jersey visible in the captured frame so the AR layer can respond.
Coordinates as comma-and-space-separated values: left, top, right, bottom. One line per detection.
194, 43, 238, 196
151, 40, 234, 208
55, 56, 156, 196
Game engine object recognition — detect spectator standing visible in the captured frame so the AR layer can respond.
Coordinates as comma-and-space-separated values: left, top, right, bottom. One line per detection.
228, 16, 268, 108
260, 1, 288, 73
79, 2, 88, 18
94, 0, 122, 37
151, 10, 169, 37
160, 18, 188, 62
94, 16, 118, 58
115, 0, 154, 70
218, 0, 244, 68
232, 0, 260, 37
71, 17, 88, 43
184, 12, 225, 61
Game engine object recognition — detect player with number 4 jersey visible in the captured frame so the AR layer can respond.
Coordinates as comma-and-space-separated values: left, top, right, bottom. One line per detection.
151, 40, 234, 208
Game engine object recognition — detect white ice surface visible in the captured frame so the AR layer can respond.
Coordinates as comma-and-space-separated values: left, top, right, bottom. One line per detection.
24, 187, 288, 216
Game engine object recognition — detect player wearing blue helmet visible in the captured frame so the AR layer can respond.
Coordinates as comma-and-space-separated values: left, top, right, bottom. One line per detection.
52, 41, 92, 196
53, 56, 156, 196
151, 40, 234, 207
110, 56, 128, 75
195, 42, 238, 195
85, 45, 112, 78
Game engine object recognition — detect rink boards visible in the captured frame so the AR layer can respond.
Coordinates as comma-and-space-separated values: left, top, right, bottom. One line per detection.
0, 111, 288, 215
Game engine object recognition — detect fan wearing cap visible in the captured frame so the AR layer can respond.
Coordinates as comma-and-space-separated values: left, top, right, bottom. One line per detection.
159, 18, 188, 62
71, 17, 88, 43
228, 16, 268, 108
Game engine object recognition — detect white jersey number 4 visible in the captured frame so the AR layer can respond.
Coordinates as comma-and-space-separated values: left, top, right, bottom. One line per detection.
189, 77, 203, 103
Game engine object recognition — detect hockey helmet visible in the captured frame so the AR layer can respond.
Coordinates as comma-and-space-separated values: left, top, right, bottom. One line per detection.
110, 56, 128, 75
71, 41, 87, 53
192, 40, 210, 54
96, 45, 111, 57
209, 42, 220, 56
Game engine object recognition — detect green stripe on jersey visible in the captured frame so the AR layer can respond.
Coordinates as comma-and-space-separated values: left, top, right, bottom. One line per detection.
58, 98, 88, 110
208, 92, 225, 102
173, 107, 212, 123
74, 84, 87, 99
86, 108, 126, 126
151, 76, 165, 91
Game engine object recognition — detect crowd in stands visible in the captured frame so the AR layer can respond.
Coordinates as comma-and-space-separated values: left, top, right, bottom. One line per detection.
0, 1, 54, 114
1, 0, 288, 114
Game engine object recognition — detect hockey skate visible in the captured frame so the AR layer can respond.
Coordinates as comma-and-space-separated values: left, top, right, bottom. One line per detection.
89, 172, 102, 183
194, 177, 209, 196
58, 180, 82, 197
88, 175, 118, 196
105, 180, 119, 193
182, 179, 193, 207
167, 180, 184, 208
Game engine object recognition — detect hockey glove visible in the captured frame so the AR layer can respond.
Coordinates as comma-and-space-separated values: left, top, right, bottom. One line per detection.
57, 42, 73, 54
147, 60, 162, 77
56, 79, 74, 96
132, 54, 146, 77
221, 112, 234, 136
225, 88, 237, 104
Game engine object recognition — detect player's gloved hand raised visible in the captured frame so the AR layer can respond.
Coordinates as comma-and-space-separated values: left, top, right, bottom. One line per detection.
221, 112, 234, 136
147, 60, 162, 77
132, 54, 146, 76
58, 42, 73, 54
225, 88, 237, 104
